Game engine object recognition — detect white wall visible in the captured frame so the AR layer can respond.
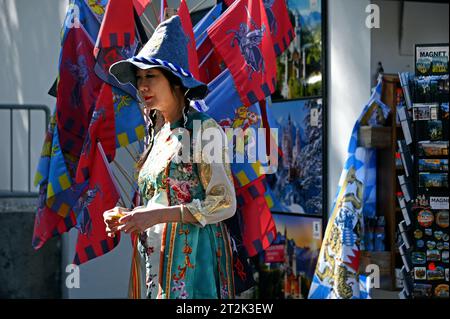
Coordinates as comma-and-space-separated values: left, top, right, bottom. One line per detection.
371, 0, 449, 81
327, 0, 372, 215
0, 0, 66, 192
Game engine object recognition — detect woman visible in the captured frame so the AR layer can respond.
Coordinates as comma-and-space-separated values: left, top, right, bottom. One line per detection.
103, 16, 237, 299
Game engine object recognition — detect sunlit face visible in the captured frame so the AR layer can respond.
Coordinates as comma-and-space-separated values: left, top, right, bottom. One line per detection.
136, 68, 181, 116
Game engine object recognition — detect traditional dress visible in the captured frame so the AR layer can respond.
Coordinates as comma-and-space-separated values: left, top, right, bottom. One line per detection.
137, 110, 236, 299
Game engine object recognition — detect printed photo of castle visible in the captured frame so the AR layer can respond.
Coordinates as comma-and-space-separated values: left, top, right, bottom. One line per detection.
256, 214, 323, 299
267, 98, 323, 215
272, 0, 322, 100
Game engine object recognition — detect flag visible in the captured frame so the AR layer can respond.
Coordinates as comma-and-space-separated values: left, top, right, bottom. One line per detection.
57, 1, 104, 158
113, 86, 146, 148
204, 69, 277, 257
73, 142, 121, 265
235, 175, 277, 257
133, 0, 151, 16
308, 81, 389, 299
93, 0, 140, 99
76, 84, 116, 184
207, 0, 277, 106
92, 0, 146, 148
197, 36, 225, 84
178, 0, 200, 79
32, 185, 78, 250
34, 0, 143, 254
262, 0, 294, 56
94, 0, 135, 57
193, 2, 223, 42
33, 111, 89, 248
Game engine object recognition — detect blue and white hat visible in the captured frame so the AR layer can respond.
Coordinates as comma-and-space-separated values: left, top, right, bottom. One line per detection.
109, 15, 207, 100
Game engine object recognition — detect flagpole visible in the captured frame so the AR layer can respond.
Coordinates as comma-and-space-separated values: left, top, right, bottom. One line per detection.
111, 169, 133, 205
160, 0, 164, 22
128, 142, 140, 158
141, 12, 156, 32
97, 141, 128, 207
150, 2, 160, 23
124, 144, 138, 162
112, 159, 137, 191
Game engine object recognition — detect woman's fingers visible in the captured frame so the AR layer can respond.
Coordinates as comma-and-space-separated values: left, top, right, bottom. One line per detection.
117, 222, 137, 234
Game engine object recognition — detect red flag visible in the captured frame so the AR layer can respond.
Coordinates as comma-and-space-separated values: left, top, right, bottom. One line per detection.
73, 142, 121, 265
236, 175, 277, 257
57, 28, 103, 157
94, 0, 136, 57
32, 205, 77, 250
207, 0, 277, 106
178, 0, 200, 79
263, 0, 294, 56
76, 84, 116, 184
197, 36, 225, 84
223, 0, 236, 6
133, 0, 151, 16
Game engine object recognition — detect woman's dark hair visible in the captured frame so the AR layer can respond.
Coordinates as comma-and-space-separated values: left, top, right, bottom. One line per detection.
136, 68, 190, 172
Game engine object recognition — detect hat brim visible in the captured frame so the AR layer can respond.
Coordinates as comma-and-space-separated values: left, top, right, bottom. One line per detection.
109, 59, 208, 100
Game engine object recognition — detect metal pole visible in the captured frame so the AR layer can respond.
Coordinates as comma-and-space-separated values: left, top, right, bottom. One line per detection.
28, 109, 31, 192
10, 109, 13, 192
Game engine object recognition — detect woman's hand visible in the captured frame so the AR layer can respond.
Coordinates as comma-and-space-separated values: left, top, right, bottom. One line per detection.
116, 206, 164, 234
103, 206, 130, 238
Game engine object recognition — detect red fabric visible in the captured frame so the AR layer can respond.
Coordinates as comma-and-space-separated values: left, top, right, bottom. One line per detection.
223, 0, 236, 6
197, 36, 224, 84
75, 84, 116, 184
178, 0, 200, 79
74, 142, 120, 265
56, 28, 103, 157
32, 206, 76, 250
266, 0, 294, 56
207, 0, 277, 106
133, 0, 151, 16
236, 175, 277, 257
95, 0, 135, 56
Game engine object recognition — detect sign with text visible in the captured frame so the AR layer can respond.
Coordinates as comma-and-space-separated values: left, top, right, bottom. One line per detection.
264, 244, 285, 263
415, 44, 449, 76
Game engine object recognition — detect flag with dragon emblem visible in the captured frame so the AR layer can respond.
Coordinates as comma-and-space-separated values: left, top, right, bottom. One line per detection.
308, 80, 389, 299
73, 142, 121, 265
207, 0, 277, 106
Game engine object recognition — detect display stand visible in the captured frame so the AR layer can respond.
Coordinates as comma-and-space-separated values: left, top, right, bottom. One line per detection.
396, 70, 449, 299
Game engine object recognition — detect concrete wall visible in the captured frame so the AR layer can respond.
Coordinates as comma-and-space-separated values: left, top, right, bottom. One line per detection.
0, 198, 61, 298
327, 0, 372, 215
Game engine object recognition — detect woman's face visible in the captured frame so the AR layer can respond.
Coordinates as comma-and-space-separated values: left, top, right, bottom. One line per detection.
136, 68, 181, 116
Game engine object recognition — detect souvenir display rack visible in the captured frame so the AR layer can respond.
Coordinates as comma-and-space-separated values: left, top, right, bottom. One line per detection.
396, 71, 449, 299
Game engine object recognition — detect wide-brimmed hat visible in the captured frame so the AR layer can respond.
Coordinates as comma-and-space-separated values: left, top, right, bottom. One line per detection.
109, 15, 207, 100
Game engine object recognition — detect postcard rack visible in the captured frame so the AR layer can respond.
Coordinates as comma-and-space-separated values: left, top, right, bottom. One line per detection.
396, 71, 449, 299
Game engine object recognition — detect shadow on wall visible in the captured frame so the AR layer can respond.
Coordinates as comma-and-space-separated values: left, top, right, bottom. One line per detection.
0, 0, 66, 106
0, 1, 66, 192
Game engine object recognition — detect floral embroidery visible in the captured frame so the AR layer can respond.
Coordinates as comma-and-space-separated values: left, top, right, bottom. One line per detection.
173, 227, 195, 282
167, 177, 192, 203
146, 246, 155, 256
171, 280, 188, 299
